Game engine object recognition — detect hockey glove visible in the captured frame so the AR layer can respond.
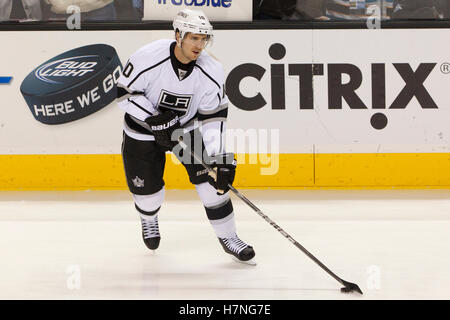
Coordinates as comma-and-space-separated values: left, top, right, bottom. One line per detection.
145, 111, 181, 151
207, 153, 237, 195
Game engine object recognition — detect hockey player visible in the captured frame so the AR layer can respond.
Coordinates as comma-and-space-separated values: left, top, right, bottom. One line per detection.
116, 9, 255, 264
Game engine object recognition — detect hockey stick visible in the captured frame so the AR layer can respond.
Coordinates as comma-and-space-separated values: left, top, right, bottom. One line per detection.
177, 137, 363, 295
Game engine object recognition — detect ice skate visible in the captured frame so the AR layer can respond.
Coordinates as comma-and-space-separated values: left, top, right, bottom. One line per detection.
218, 234, 256, 266
140, 215, 160, 251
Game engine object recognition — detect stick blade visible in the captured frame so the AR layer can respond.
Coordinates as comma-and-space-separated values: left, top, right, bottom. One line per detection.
340, 280, 363, 295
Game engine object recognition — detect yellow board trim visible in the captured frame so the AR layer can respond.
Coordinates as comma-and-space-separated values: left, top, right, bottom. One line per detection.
0, 153, 449, 190
315, 153, 450, 187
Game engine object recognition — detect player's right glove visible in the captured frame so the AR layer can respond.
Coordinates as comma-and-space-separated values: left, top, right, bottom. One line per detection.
207, 153, 237, 195
145, 111, 181, 151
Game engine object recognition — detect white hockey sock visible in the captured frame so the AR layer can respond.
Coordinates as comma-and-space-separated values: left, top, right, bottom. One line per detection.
139, 212, 158, 222
133, 188, 165, 221
195, 182, 237, 239
210, 212, 237, 239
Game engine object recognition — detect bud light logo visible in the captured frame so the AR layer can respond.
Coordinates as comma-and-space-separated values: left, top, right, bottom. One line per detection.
35, 55, 100, 85
158, 0, 232, 8
20, 44, 122, 125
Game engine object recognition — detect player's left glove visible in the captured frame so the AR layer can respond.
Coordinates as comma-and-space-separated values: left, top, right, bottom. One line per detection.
207, 153, 237, 195
145, 111, 181, 151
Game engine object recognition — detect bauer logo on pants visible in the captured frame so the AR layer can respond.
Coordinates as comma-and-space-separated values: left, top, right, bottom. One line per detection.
20, 44, 122, 125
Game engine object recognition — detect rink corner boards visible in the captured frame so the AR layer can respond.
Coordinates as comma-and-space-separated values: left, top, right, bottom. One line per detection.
1, 152, 450, 190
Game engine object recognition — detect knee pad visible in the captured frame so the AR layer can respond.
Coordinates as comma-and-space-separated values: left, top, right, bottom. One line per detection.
133, 187, 165, 216
195, 182, 230, 208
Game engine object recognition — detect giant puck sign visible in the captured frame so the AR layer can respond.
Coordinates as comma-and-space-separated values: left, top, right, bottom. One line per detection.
20, 44, 122, 125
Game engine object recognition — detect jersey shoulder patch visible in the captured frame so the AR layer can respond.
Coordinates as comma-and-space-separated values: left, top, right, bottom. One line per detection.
121, 39, 173, 88
130, 39, 173, 70
195, 51, 225, 89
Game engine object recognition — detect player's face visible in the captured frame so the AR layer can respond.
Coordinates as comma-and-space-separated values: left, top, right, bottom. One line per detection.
180, 33, 209, 62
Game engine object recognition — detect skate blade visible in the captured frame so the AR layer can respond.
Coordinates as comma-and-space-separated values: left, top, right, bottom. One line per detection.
231, 255, 257, 266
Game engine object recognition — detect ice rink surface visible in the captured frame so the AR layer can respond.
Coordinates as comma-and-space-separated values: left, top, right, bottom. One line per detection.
0, 189, 449, 300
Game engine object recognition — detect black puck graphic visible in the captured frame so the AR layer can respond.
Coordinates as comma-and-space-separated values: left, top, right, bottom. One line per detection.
20, 44, 122, 125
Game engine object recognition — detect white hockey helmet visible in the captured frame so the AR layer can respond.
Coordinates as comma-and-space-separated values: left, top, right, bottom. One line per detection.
173, 9, 213, 47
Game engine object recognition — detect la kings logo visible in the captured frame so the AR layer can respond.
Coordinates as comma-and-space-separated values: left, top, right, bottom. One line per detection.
132, 176, 144, 188
158, 89, 193, 117
226, 43, 440, 130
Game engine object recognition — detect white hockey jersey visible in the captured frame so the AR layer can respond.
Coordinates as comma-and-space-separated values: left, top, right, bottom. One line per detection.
117, 39, 229, 156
